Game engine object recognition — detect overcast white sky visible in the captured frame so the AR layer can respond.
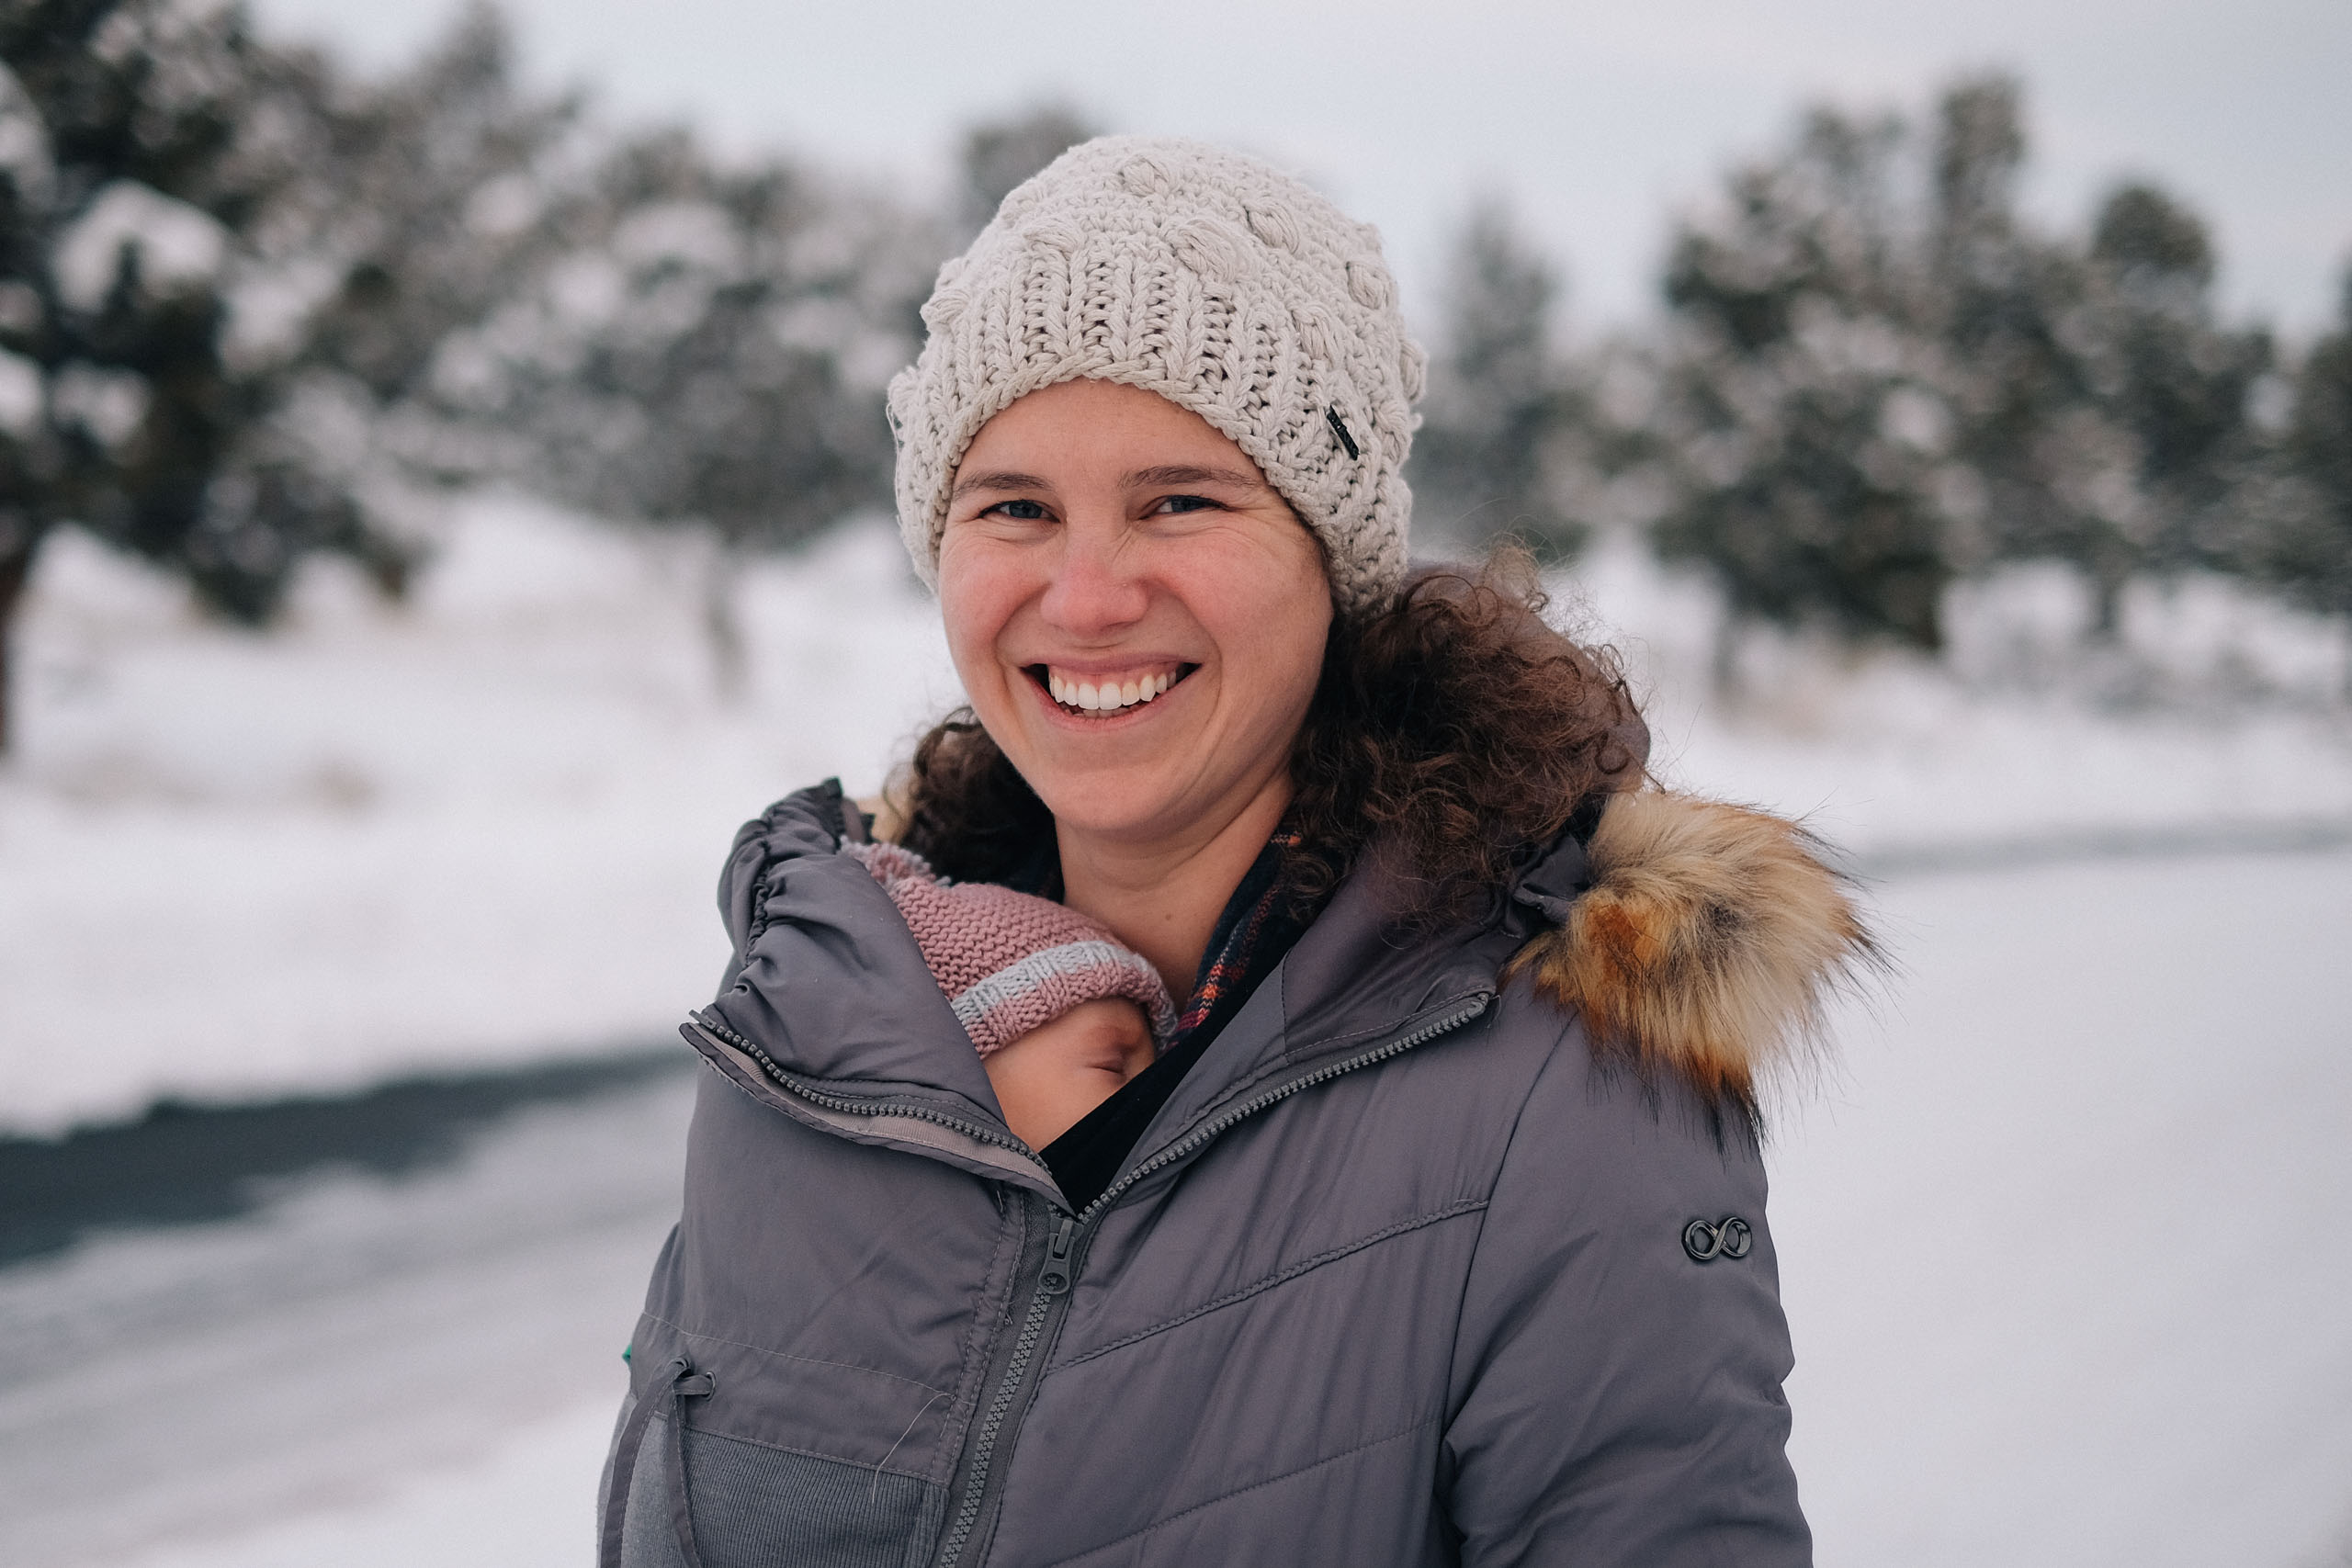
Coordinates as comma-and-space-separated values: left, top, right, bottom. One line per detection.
253, 0, 2352, 343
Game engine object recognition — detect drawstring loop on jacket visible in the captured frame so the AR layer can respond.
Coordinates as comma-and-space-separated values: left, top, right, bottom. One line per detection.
599, 1356, 718, 1568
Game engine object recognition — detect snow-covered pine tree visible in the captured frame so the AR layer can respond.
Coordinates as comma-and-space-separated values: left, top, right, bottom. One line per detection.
1408, 198, 1589, 558
1650, 97, 1962, 651
256, 5, 582, 496
2062, 181, 2271, 630
1, 0, 290, 752
1921, 77, 2090, 606
0, 0, 570, 753
470, 127, 933, 695
1646, 73, 2285, 660
2267, 268, 2352, 636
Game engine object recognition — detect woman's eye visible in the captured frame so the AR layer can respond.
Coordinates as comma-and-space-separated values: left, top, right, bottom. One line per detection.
988, 499, 1050, 520
1153, 494, 1216, 514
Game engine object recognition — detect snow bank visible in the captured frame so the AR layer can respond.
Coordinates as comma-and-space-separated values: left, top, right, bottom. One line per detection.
115, 1400, 618, 1568
0, 498, 958, 1135
3, 503, 2346, 1134
48, 851, 2352, 1568
1775, 850, 2352, 1566
1562, 534, 2352, 863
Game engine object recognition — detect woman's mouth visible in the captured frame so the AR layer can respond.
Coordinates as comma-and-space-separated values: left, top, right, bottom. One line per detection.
1030, 664, 1194, 715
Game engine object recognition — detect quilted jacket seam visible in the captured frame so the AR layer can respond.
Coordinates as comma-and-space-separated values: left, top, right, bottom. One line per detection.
1052, 1198, 1490, 1372
1034, 1414, 1441, 1568
1441, 990, 1584, 1443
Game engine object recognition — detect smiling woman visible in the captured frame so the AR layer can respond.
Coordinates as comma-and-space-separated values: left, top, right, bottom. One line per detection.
935, 378, 1332, 993
603, 136, 1875, 1568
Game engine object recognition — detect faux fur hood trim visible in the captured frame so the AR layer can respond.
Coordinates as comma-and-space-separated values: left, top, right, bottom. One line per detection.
1506, 789, 1878, 1114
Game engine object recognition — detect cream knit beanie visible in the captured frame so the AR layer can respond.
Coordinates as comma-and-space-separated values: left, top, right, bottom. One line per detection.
887, 135, 1426, 619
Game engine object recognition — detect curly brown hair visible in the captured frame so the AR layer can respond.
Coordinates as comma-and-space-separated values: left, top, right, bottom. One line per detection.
891, 547, 1649, 914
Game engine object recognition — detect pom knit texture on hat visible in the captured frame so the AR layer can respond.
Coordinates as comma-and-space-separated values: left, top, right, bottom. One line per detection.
847, 841, 1177, 1058
887, 134, 1426, 619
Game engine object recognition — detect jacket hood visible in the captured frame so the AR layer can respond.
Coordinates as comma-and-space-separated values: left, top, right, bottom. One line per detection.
705, 782, 1008, 1121
700, 782, 1515, 1157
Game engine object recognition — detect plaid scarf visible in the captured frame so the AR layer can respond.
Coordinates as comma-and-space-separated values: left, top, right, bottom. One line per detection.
1169, 829, 1303, 1047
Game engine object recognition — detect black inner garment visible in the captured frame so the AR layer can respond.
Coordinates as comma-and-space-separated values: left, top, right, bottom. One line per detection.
1033, 837, 1316, 1212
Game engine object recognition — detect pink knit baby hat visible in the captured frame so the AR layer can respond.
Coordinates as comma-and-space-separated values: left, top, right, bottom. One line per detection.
848, 841, 1177, 1058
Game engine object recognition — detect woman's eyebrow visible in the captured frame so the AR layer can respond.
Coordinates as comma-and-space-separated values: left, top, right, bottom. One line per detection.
1126, 463, 1263, 491
948, 469, 1051, 501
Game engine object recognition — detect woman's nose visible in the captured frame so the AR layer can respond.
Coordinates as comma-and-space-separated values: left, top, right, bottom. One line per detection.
1038, 525, 1148, 637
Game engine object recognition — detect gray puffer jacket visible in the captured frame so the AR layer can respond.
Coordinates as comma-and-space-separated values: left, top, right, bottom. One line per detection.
602, 778, 1869, 1568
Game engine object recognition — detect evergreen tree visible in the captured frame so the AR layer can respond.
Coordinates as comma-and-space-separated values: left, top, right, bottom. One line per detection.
955, 106, 1094, 239
1924, 77, 2086, 589
2267, 266, 2352, 625
1, 0, 302, 751
260, 6, 581, 487
473, 128, 931, 694
1651, 102, 1961, 650
2067, 181, 2270, 623
0, 0, 567, 752
1646, 74, 2282, 656
1409, 198, 1587, 556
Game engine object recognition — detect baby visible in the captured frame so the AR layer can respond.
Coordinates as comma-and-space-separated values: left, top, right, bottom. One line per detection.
850, 841, 1177, 1150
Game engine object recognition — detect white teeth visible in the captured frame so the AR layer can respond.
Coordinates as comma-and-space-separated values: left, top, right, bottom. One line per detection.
1046, 668, 1178, 711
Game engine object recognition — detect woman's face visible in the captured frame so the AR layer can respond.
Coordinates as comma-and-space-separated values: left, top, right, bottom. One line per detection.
937, 378, 1332, 852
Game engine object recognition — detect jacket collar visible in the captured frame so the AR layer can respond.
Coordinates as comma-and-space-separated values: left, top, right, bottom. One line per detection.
1063, 829, 1558, 1177
702, 782, 1007, 1125
703, 784, 1537, 1154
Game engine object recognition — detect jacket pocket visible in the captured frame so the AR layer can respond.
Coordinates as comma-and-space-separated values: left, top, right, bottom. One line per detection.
615, 1408, 939, 1568
603, 1318, 950, 1568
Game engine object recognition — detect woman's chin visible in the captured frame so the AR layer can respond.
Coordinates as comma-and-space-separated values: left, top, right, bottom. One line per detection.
1029, 771, 1197, 845
1001, 701, 1203, 826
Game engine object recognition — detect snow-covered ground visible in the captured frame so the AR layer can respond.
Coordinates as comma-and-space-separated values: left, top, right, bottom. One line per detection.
1, 500, 957, 1134
0, 1071, 693, 1568
1777, 849, 2352, 1566
3, 504, 2347, 1562
3, 498, 2348, 1134
9, 847, 2346, 1568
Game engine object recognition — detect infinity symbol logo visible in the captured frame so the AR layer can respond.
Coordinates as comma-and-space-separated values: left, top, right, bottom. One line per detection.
1681, 1215, 1753, 1262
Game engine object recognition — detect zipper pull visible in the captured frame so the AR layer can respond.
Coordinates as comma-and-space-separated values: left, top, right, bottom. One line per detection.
1039, 1216, 1077, 1295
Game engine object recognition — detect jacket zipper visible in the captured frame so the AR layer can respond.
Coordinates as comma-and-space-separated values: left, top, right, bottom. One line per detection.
1076, 994, 1493, 1225
689, 1010, 1046, 1168
929, 991, 1494, 1568
930, 1206, 1071, 1568
690, 994, 1491, 1568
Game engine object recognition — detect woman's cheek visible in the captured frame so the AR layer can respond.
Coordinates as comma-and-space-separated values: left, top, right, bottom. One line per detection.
1216, 556, 1329, 690
936, 539, 1019, 682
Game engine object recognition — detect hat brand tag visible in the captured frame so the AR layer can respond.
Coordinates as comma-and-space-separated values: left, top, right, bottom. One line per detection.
1325, 406, 1361, 461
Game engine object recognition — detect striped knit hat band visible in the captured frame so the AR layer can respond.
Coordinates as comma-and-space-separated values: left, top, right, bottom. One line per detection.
848, 841, 1177, 1057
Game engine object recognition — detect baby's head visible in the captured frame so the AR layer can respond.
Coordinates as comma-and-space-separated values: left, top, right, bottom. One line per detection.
850, 841, 1176, 1146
